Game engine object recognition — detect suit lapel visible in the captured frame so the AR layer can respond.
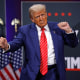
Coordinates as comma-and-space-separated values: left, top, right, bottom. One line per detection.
50, 30, 59, 60
29, 23, 40, 63
48, 22, 59, 62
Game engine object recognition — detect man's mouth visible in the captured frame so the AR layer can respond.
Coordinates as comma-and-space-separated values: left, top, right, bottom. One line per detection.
40, 21, 44, 24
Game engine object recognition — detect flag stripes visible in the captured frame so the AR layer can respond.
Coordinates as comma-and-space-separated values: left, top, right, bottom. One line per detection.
0, 48, 22, 80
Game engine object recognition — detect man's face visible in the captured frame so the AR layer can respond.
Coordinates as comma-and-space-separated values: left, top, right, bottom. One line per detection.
31, 9, 47, 28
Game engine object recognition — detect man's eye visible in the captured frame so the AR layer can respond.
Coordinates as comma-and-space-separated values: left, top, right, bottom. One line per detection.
35, 16, 40, 19
35, 14, 45, 19
41, 14, 45, 16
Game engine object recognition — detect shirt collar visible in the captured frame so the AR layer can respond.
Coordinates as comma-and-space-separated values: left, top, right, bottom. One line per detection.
36, 24, 49, 31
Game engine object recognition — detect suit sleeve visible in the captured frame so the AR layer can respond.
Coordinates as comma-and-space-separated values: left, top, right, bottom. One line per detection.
63, 30, 78, 47
8, 27, 25, 52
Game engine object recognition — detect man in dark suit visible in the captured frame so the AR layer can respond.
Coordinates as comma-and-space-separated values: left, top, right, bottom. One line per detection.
0, 4, 78, 80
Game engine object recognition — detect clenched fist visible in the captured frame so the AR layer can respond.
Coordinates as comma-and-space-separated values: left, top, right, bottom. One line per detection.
57, 22, 72, 33
0, 37, 9, 51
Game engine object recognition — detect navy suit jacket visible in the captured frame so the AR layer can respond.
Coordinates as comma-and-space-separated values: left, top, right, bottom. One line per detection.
8, 22, 78, 80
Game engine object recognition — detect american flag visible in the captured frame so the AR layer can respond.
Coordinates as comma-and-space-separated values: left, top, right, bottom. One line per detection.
0, 48, 23, 80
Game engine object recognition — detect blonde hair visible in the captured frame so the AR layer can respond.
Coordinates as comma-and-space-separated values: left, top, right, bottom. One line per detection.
29, 4, 46, 18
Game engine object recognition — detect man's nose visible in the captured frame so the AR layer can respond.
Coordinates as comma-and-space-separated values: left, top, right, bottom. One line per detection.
39, 15, 43, 20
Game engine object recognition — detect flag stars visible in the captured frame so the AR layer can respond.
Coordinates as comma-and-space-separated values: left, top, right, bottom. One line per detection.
0, 47, 22, 80
14, 58, 17, 60
17, 62, 19, 65
16, 66, 18, 69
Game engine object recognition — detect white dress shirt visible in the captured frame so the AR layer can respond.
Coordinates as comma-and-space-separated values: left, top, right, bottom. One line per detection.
36, 24, 56, 65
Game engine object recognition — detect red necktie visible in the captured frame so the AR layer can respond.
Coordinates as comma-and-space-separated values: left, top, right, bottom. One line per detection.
40, 28, 48, 75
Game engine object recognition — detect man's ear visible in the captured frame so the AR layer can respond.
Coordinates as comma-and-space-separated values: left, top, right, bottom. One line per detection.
30, 18, 34, 23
